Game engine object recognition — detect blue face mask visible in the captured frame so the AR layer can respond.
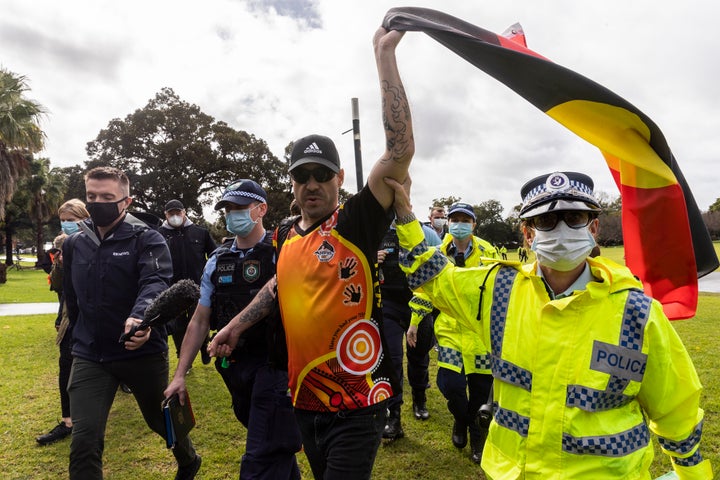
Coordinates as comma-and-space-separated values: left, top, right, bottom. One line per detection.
448, 222, 473, 240
225, 207, 259, 237
61, 221, 80, 235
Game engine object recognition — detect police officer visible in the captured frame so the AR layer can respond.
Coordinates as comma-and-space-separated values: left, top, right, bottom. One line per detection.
378, 220, 440, 440
389, 172, 713, 479
165, 179, 302, 479
407, 202, 496, 464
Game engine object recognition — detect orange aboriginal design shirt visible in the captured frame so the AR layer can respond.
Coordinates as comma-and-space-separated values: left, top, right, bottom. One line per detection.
276, 187, 395, 412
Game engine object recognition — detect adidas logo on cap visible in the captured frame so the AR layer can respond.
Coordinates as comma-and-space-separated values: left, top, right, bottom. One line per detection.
303, 142, 323, 155
289, 134, 340, 172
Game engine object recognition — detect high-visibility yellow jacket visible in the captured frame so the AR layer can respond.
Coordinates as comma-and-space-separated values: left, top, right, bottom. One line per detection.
397, 219, 712, 480
409, 234, 496, 374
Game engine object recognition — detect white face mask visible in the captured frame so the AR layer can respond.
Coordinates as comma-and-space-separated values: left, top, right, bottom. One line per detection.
432, 218, 447, 229
168, 215, 184, 228
530, 222, 596, 272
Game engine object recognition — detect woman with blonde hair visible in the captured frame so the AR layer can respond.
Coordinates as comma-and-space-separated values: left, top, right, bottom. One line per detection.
36, 199, 89, 445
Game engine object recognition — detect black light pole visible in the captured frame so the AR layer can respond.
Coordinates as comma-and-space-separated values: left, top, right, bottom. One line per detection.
351, 98, 363, 192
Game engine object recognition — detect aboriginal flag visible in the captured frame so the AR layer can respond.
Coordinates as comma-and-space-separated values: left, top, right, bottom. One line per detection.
383, 7, 718, 319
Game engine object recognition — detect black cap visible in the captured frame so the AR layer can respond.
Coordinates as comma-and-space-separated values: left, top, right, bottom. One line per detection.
289, 134, 340, 173
164, 199, 184, 212
448, 202, 476, 221
214, 179, 267, 210
519, 171, 601, 218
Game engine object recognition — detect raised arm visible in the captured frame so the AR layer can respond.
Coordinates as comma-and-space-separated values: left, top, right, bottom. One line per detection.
368, 27, 415, 210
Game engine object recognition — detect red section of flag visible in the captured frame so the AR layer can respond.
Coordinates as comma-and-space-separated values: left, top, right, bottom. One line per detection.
608, 169, 698, 319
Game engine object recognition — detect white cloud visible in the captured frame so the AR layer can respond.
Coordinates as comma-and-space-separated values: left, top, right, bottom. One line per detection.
3, 0, 719, 216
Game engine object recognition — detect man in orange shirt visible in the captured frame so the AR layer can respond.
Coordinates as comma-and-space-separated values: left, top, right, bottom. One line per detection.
210, 25, 415, 480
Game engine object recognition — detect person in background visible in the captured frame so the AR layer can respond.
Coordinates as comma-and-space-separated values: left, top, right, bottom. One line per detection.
210, 25, 416, 480
159, 199, 216, 364
407, 201, 496, 464
378, 219, 440, 440
63, 166, 200, 479
426, 205, 447, 239
165, 179, 302, 479
36, 199, 91, 445
389, 171, 713, 479
35, 199, 90, 446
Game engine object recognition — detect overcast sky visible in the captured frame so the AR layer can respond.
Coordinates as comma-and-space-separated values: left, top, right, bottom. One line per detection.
3, 0, 719, 221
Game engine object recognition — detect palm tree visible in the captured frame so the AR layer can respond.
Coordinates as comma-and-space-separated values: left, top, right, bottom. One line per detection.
27, 158, 66, 262
0, 68, 46, 221
0, 69, 46, 281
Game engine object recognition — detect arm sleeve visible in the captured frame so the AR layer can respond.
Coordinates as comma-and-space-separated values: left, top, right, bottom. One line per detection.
62, 238, 79, 327
638, 302, 713, 479
408, 293, 433, 327
397, 219, 505, 329
198, 255, 217, 308
130, 230, 173, 320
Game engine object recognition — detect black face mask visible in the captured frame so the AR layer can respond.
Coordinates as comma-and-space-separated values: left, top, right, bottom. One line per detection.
86, 197, 127, 227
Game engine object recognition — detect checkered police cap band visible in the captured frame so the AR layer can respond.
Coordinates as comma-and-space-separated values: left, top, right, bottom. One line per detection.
521, 179, 595, 205
519, 171, 601, 217
222, 189, 266, 204
214, 179, 267, 210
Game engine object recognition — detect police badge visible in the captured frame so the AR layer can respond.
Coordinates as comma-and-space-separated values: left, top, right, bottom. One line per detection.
242, 260, 261, 282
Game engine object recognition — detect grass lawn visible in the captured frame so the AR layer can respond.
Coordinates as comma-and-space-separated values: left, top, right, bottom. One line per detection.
1, 245, 718, 479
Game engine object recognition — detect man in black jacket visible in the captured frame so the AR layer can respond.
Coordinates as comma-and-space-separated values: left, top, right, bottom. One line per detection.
63, 166, 201, 480
159, 199, 217, 362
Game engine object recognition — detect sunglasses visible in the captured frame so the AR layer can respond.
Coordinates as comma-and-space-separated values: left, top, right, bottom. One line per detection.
290, 166, 336, 184
529, 211, 594, 232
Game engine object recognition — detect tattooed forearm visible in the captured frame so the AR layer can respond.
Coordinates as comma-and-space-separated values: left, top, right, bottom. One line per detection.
233, 277, 276, 329
381, 80, 413, 161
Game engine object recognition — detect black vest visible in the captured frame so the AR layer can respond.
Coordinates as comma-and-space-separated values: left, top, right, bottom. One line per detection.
210, 234, 275, 354
379, 228, 412, 304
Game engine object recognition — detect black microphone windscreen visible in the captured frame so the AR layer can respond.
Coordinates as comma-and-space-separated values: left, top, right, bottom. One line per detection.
144, 279, 200, 325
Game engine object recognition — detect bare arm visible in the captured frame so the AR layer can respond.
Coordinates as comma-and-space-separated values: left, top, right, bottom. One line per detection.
208, 276, 277, 358
368, 27, 415, 210
164, 303, 212, 404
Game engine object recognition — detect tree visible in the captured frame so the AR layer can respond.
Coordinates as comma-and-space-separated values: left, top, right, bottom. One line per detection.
473, 199, 515, 245
594, 191, 623, 246
709, 198, 720, 213
85, 88, 292, 229
0, 68, 45, 221
25, 158, 66, 260
432, 196, 461, 209
702, 210, 720, 240
57, 164, 87, 203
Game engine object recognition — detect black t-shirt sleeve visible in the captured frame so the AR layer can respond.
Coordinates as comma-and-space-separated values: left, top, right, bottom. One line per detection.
337, 185, 393, 255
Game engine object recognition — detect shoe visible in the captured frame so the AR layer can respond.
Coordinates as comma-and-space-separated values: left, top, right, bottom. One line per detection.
382, 409, 405, 440
470, 436, 485, 464
412, 401, 429, 420
470, 428, 488, 464
175, 454, 202, 480
120, 383, 132, 394
452, 420, 467, 449
36, 422, 72, 445
470, 414, 489, 464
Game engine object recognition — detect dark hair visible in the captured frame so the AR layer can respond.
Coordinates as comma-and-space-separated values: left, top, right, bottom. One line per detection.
84, 166, 130, 196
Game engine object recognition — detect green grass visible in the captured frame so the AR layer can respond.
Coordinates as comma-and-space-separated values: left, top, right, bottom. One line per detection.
1, 245, 718, 478
0, 267, 57, 303
1, 298, 719, 478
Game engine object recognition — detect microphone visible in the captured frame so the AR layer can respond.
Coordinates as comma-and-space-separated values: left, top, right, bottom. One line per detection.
118, 279, 201, 343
